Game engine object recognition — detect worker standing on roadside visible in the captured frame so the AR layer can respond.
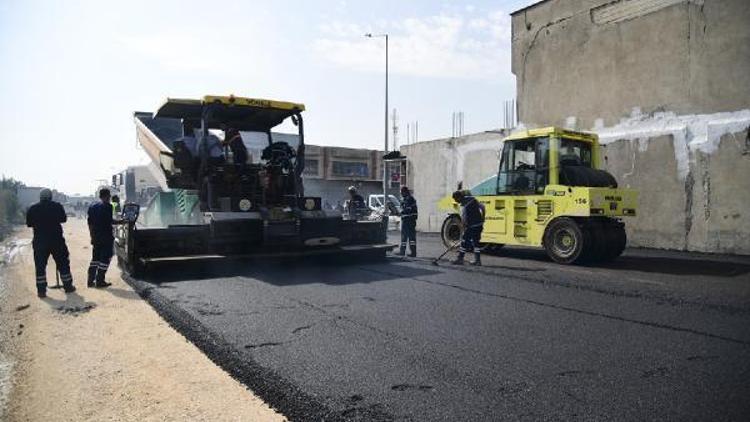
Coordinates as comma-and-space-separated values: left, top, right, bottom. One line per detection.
25, 188, 76, 297
87, 188, 123, 288
451, 190, 485, 266
397, 186, 418, 257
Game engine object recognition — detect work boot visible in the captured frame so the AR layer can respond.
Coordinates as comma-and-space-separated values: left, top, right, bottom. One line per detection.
63, 285, 76, 293
37, 288, 47, 298
409, 247, 417, 258
87, 265, 96, 287
470, 253, 482, 266
95, 281, 112, 288
450, 253, 465, 265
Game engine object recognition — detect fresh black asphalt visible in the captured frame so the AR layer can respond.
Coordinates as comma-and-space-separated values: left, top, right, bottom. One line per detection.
123, 234, 750, 421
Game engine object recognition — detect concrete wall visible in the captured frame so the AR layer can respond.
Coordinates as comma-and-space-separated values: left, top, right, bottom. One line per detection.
402, 115, 750, 254
511, 0, 750, 129
598, 112, 750, 254
400, 130, 508, 233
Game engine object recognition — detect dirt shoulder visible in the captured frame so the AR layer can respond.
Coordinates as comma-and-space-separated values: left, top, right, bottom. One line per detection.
1, 219, 285, 421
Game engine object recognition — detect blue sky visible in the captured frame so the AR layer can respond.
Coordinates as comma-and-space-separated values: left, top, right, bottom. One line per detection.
0, 0, 530, 194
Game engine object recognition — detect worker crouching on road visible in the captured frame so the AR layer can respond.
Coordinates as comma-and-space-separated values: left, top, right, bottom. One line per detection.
451, 190, 485, 266
87, 188, 124, 288
25, 188, 76, 297
397, 186, 418, 257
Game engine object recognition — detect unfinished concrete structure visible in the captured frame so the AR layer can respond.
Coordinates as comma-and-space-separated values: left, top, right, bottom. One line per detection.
508, 0, 750, 254
511, 0, 750, 129
400, 130, 509, 233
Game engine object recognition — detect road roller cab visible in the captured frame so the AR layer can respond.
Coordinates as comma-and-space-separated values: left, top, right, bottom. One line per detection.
438, 127, 638, 264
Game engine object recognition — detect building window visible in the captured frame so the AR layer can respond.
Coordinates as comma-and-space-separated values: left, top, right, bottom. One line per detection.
332, 161, 369, 178
388, 163, 401, 189
304, 159, 319, 176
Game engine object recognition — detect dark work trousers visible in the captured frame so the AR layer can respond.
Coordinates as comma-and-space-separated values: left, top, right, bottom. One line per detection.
400, 218, 417, 256
459, 225, 483, 255
88, 241, 114, 284
33, 239, 73, 291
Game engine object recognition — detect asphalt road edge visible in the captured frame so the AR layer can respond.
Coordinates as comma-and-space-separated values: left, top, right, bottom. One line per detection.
121, 272, 347, 422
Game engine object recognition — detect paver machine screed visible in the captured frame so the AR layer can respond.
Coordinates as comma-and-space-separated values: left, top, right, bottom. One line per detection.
115, 95, 393, 274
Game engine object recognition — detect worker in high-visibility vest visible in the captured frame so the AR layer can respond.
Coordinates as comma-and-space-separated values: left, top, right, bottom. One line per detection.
111, 195, 121, 217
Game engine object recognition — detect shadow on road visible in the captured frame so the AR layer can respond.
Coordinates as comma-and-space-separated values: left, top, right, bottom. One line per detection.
41, 292, 97, 314
595, 256, 750, 277
490, 248, 750, 277
136, 257, 442, 286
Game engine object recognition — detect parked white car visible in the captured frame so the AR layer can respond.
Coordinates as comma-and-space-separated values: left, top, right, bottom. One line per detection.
368, 194, 401, 231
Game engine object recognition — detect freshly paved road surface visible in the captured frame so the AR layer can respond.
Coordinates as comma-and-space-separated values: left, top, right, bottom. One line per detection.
129, 233, 750, 421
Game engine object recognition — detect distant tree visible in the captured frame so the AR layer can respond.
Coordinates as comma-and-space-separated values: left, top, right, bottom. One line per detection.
0, 177, 25, 240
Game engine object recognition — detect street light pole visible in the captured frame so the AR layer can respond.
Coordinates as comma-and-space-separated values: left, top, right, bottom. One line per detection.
365, 33, 389, 214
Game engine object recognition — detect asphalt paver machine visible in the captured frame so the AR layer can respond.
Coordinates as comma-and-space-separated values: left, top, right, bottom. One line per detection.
116, 95, 393, 274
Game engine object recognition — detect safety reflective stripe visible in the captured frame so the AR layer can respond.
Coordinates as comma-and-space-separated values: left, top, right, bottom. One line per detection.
35, 275, 47, 281
89, 261, 100, 267
468, 223, 483, 228
98, 263, 109, 270
401, 213, 418, 217
60, 273, 73, 282
409, 241, 416, 245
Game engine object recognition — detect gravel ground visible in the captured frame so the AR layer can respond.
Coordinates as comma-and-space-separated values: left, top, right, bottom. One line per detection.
0, 220, 285, 421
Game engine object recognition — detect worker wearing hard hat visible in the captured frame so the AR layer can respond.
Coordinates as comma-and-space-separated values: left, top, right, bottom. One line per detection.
451, 190, 485, 266
25, 188, 75, 297
397, 186, 418, 257
87, 188, 124, 288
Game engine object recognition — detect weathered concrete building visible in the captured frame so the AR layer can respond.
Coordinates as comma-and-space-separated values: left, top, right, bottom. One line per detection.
402, 0, 749, 255
509, 0, 749, 254
511, 0, 750, 129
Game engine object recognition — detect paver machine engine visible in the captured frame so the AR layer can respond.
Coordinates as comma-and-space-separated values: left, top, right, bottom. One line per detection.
438, 127, 638, 264
115, 95, 393, 274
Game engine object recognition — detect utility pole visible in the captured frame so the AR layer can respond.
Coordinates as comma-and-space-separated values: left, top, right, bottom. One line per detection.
392, 108, 398, 150
364, 32, 389, 209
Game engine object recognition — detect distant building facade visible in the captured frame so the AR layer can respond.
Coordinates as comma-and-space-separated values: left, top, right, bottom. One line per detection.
303, 145, 400, 210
